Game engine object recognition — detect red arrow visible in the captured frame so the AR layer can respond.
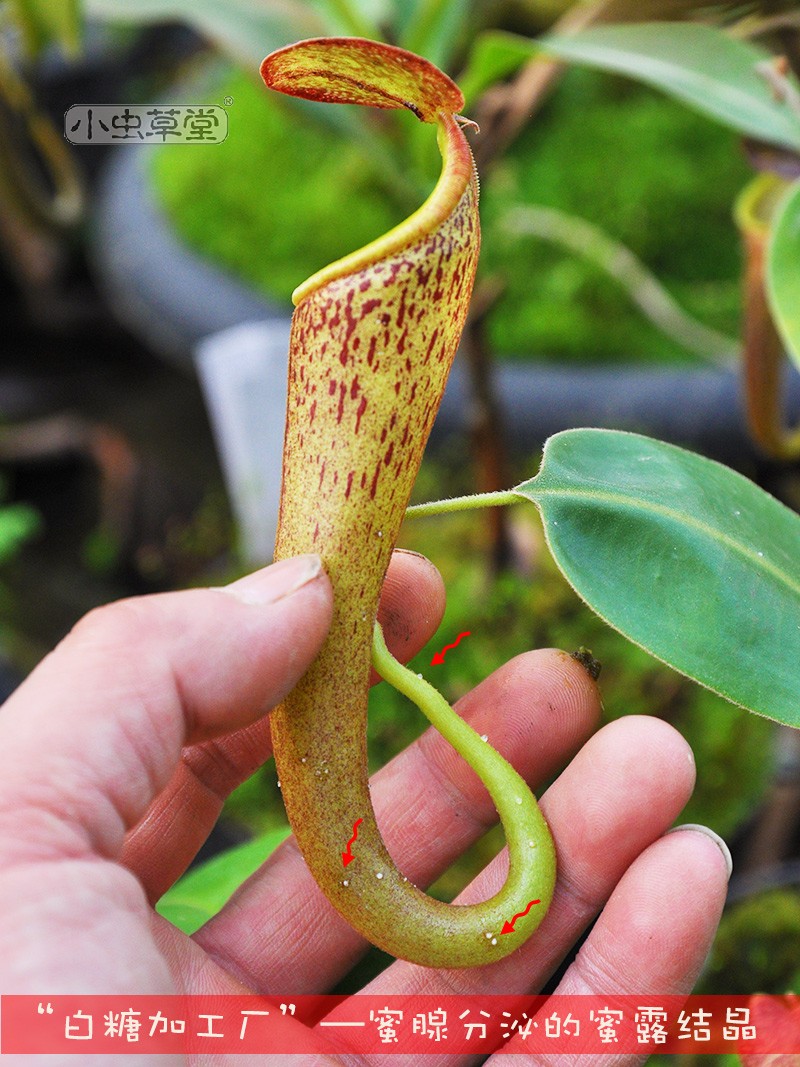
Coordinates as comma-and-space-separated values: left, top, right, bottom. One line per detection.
342, 818, 363, 867
501, 899, 541, 934
430, 631, 471, 666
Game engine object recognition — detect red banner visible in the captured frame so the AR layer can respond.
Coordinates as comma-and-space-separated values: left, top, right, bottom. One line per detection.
1, 994, 794, 1055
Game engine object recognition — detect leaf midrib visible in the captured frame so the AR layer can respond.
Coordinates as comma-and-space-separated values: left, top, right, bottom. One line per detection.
523, 485, 800, 601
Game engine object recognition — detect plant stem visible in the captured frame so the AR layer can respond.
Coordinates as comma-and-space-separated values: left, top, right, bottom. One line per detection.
0, 38, 84, 230
405, 489, 518, 518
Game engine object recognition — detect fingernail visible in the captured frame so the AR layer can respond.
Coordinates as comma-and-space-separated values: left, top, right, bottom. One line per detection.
666, 823, 733, 881
219, 554, 324, 605
394, 548, 428, 560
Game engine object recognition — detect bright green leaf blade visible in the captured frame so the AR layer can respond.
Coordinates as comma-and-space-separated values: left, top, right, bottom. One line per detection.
516, 429, 800, 726
540, 22, 800, 151
156, 827, 290, 935
767, 178, 800, 372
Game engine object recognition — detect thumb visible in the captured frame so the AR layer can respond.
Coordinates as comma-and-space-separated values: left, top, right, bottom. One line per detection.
0, 554, 332, 864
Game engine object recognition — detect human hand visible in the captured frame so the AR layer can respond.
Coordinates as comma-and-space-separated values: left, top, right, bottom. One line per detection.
0, 550, 730, 1063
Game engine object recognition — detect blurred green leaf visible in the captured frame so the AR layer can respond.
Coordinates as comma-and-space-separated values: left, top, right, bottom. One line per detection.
0, 504, 39, 563
83, 0, 327, 68
539, 22, 800, 150
516, 428, 800, 726
593, 0, 797, 19
84, 0, 388, 147
8, 0, 81, 56
314, 0, 384, 39
156, 827, 290, 935
400, 0, 473, 73
458, 30, 536, 106
502, 203, 738, 364
767, 178, 800, 372
362, 0, 393, 23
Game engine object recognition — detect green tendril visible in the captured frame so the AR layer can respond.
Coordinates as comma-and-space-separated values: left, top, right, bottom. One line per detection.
405, 489, 519, 519
371, 620, 556, 937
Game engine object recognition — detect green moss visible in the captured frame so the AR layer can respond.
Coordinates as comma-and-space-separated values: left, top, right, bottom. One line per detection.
480, 70, 748, 362
152, 70, 404, 301
152, 66, 749, 364
700, 889, 800, 995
